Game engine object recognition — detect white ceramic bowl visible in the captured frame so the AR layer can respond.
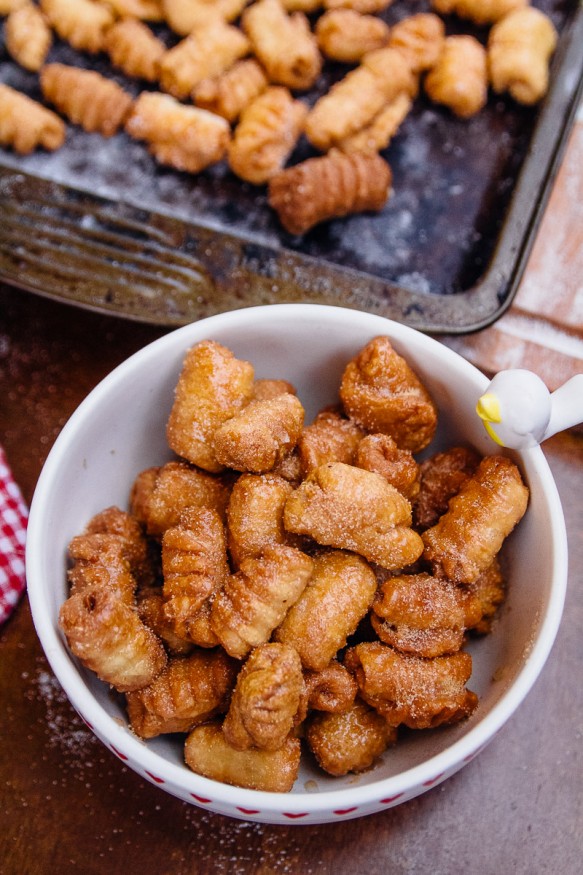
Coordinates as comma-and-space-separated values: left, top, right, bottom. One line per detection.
26, 304, 568, 825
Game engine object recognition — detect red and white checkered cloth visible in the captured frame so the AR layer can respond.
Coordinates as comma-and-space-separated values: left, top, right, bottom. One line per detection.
0, 446, 28, 624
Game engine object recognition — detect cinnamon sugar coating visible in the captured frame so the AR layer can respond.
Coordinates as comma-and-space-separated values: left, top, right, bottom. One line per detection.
213, 392, 305, 473
83, 505, 155, 587
413, 445, 482, 531
339, 336, 437, 453
306, 698, 397, 776
371, 572, 468, 657
345, 641, 478, 729
185, 721, 301, 791
126, 648, 238, 737
210, 544, 314, 659
274, 549, 377, 671
222, 642, 304, 751
166, 340, 255, 473
162, 507, 230, 642
130, 460, 231, 537
59, 584, 167, 692
298, 407, 365, 477
355, 433, 420, 500
226, 473, 299, 567
422, 455, 529, 585
67, 533, 138, 604
304, 661, 358, 712
283, 462, 424, 569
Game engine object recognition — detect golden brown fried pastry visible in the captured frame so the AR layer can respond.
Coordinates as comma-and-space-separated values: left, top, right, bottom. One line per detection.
345, 641, 478, 729
283, 462, 424, 570
222, 642, 304, 751
242, 0, 322, 91
213, 392, 305, 474
315, 10, 389, 63
67, 532, 137, 604
422, 455, 529, 585
306, 699, 397, 776
339, 336, 438, 454
185, 721, 301, 791
282, 0, 322, 9
355, 434, 420, 500
5, 2, 52, 72
324, 0, 393, 11
136, 587, 194, 655
430, 0, 527, 25
166, 340, 255, 473
162, 0, 248, 35
106, 0, 164, 18
488, 7, 557, 105
252, 378, 297, 401
40, 64, 133, 137
105, 18, 166, 82
183, 598, 222, 648
227, 87, 307, 185
83, 505, 155, 587
298, 407, 365, 477
460, 557, 506, 634
388, 12, 445, 73
126, 648, 238, 737
158, 18, 250, 99
226, 473, 298, 567
304, 661, 358, 712
40, 0, 114, 53
413, 445, 482, 531
210, 544, 314, 659
269, 149, 392, 236
126, 91, 230, 174
274, 549, 377, 670
0, 83, 65, 154
59, 584, 167, 692
0, 0, 28, 13
424, 35, 488, 118
194, 58, 268, 123
371, 572, 467, 657
305, 47, 416, 150
162, 507, 229, 642
130, 460, 231, 537
338, 92, 412, 155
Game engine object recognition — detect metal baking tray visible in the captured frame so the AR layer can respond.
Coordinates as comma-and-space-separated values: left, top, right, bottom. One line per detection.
1, 1, 582, 332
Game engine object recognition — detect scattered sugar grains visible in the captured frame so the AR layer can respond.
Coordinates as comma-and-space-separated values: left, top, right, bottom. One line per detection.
31, 666, 99, 761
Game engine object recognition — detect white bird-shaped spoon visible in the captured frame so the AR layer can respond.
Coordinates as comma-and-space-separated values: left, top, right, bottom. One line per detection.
476, 369, 583, 449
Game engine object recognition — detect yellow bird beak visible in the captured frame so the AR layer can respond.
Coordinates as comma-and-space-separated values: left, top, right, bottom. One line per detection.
476, 392, 504, 446
476, 392, 501, 424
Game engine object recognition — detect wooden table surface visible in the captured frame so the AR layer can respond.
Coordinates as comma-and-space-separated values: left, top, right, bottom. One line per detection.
0, 282, 581, 875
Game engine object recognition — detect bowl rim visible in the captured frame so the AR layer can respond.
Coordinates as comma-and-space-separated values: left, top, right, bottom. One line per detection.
26, 303, 569, 816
